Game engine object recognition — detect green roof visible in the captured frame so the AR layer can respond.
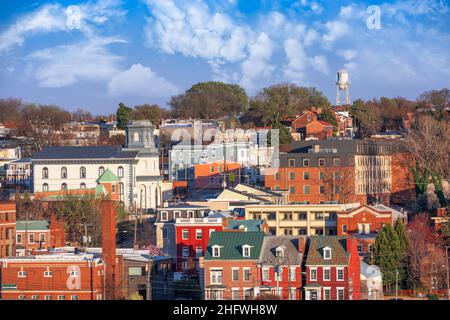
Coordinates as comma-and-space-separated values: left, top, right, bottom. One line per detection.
227, 220, 264, 232
305, 236, 350, 266
204, 231, 264, 260
96, 168, 119, 183
16, 220, 49, 231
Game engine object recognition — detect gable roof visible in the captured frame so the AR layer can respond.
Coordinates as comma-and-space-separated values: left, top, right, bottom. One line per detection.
96, 168, 120, 183
31, 146, 138, 160
306, 236, 350, 266
338, 204, 392, 218
258, 236, 303, 266
227, 220, 264, 232
204, 231, 264, 260
16, 220, 50, 231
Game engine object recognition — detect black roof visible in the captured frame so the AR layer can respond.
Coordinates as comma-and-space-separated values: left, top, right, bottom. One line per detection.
31, 146, 138, 160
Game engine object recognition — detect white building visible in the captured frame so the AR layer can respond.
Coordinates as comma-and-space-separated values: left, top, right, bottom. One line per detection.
360, 262, 384, 300
31, 121, 162, 212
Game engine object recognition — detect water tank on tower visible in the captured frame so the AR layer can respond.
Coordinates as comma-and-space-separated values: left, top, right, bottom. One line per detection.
336, 70, 351, 106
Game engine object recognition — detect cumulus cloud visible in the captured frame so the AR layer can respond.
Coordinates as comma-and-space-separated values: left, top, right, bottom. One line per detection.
29, 37, 125, 87
323, 21, 350, 43
108, 64, 179, 98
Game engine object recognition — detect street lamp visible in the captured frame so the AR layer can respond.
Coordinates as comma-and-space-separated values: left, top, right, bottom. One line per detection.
395, 269, 399, 300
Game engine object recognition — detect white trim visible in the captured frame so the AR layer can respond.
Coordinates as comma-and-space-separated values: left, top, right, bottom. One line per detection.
309, 267, 317, 281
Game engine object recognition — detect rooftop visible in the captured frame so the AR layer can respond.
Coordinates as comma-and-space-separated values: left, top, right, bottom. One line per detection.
31, 146, 138, 160
16, 220, 49, 231
305, 236, 351, 266
204, 231, 264, 261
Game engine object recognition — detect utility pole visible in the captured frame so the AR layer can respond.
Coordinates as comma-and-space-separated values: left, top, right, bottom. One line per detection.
146, 257, 153, 300
395, 269, 399, 300
133, 212, 138, 250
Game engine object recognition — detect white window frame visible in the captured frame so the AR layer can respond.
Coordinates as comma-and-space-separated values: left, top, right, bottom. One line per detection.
262, 267, 270, 281
70, 270, 79, 277
289, 267, 296, 281
58, 295, 65, 300
28, 234, 34, 244
323, 248, 332, 260
18, 271, 27, 278
212, 245, 221, 257
195, 246, 203, 257
337, 267, 345, 281
232, 267, 239, 281
242, 245, 251, 257
232, 288, 240, 300
44, 270, 53, 278
323, 287, 332, 300
243, 267, 251, 281
44, 295, 52, 300
309, 267, 317, 281
323, 267, 331, 281
336, 287, 345, 300
182, 246, 189, 257
16, 233, 22, 244
182, 229, 189, 240
210, 269, 223, 285
195, 229, 203, 240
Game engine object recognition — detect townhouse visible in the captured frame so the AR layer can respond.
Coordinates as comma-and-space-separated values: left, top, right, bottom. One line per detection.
0, 201, 16, 258
304, 236, 361, 300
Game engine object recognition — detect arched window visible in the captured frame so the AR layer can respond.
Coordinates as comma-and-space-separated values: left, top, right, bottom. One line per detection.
80, 167, 86, 179
99, 166, 105, 176
80, 183, 86, 190
42, 167, 49, 179
119, 182, 124, 201
61, 167, 67, 179
42, 183, 49, 192
117, 166, 124, 178
61, 183, 67, 190
133, 132, 140, 142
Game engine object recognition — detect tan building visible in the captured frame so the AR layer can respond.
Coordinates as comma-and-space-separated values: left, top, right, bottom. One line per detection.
244, 203, 360, 236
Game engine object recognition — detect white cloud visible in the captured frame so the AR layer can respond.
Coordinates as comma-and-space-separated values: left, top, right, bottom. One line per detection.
283, 38, 308, 82
108, 64, 179, 98
323, 21, 350, 43
29, 37, 125, 87
337, 49, 357, 61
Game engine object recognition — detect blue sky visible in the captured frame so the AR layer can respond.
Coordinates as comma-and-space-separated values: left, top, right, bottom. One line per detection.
0, 0, 449, 114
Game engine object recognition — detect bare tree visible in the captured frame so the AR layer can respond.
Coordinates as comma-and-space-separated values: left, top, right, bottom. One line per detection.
322, 166, 355, 204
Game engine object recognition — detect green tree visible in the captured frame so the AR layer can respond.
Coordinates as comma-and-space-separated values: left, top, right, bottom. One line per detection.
131, 104, 165, 126
116, 103, 133, 129
268, 121, 292, 145
169, 81, 249, 119
350, 99, 381, 138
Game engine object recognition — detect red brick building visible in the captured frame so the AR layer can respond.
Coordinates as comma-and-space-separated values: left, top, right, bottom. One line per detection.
0, 201, 16, 258
290, 111, 318, 132
193, 161, 241, 189
304, 236, 361, 300
337, 204, 407, 254
258, 236, 305, 300
174, 217, 224, 272
0, 254, 105, 300
305, 120, 334, 140
202, 231, 264, 300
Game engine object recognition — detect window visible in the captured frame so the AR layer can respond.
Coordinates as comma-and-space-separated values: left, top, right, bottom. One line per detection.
99, 166, 105, 176
218, 165, 223, 173
128, 267, 143, 276
210, 269, 222, 285
80, 167, 86, 179
133, 132, 140, 142
324, 248, 332, 259
42, 167, 49, 179
31, 295, 39, 300
342, 224, 347, 234
289, 267, 296, 281
304, 172, 310, 180
242, 245, 251, 257
119, 183, 124, 201
195, 246, 202, 257
61, 167, 67, 179
43, 183, 49, 192
58, 295, 65, 300
80, 183, 86, 190
323, 288, 331, 300
16, 234, 22, 244
118, 166, 124, 178
212, 246, 221, 257
288, 159, 295, 167
275, 266, 283, 281
303, 159, 310, 167
299, 212, 307, 220
337, 288, 345, 300
18, 295, 25, 300
44, 270, 53, 278
358, 244, 363, 253
262, 267, 270, 281
275, 172, 281, 180
44, 295, 52, 300
243, 268, 251, 281
196, 229, 203, 240
28, 234, 34, 244
39, 233, 45, 242
71, 295, 79, 300
70, 270, 79, 277
289, 172, 295, 180
319, 186, 325, 194
182, 246, 189, 257
232, 288, 240, 300
210, 165, 215, 173
310, 268, 317, 281
18, 271, 27, 278
232, 268, 239, 281
162, 228, 168, 239
333, 158, 341, 166
319, 171, 325, 180
161, 211, 168, 221
304, 186, 310, 194
290, 288, 296, 300
318, 158, 325, 167
61, 183, 67, 190
323, 268, 331, 281
289, 186, 295, 194
182, 229, 189, 240
181, 261, 189, 270
337, 268, 344, 281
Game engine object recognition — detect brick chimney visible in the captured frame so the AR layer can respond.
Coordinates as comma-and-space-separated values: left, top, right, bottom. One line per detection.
101, 200, 118, 300
298, 236, 306, 253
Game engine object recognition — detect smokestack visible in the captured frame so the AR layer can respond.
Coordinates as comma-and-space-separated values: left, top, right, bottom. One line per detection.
102, 200, 117, 300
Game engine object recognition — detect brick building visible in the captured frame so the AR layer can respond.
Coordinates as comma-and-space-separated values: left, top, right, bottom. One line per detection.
193, 161, 241, 189
265, 140, 414, 205
257, 236, 305, 300
304, 236, 361, 300
174, 217, 224, 272
0, 201, 16, 258
337, 204, 407, 255
0, 253, 105, 300
305, 120, 334, 140
202, 231, 264, 300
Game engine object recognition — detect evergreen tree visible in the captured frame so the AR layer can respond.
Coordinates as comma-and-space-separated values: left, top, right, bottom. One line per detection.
116, 102, 132, 129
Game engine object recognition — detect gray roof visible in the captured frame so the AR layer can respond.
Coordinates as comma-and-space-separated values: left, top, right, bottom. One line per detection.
227, 219, 265, 232
259, 236, 303, 266
31, 146, 138, 160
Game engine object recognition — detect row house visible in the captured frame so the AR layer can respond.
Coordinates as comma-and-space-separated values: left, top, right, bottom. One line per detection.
0, 253, 105, 300
265, 140, 414, 206
304, 236, 361, 300
5, 158, 33, 192
0, 201, 16, 258
202, 231, 265, 300
337, 204, 407, 255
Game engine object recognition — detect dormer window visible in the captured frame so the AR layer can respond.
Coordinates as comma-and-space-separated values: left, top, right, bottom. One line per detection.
212, 245, 222, 257
242, 244, 252, 257
238, 225, 247, 232
323, 246, 332, 260
275, 246, 286, 259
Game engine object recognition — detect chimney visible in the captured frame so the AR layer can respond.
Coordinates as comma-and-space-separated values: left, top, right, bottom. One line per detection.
298, 236, 306, 253
102, 200, 118, 300
313, 144, 320, 153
